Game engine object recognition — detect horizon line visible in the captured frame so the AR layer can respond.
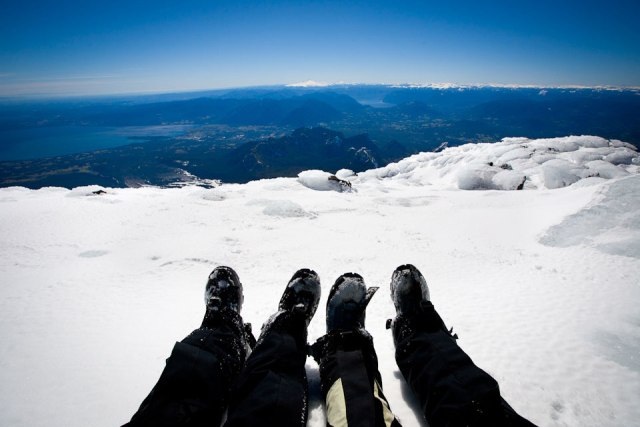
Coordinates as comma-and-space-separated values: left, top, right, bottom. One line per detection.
2, 81, 639, 102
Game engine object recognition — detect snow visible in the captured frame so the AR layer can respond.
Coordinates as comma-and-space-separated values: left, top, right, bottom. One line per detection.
389, 83, 640, 91
1, 135, 639, 427
249, 198, 314, 218
335, 168, 356, 180
297, 170, 352, 192
359, 135, 639, 191
286, 80, 331, 87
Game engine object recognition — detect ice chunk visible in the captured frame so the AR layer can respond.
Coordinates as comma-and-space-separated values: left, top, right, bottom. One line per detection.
66, 185, 109, 197
541, 165, 580, 189
585, 160, 630, 179
604, 149, 636, 165
492, 170, 527, 190
335, 169, 356, 179
533, 138, 579, 153
498, 147, 532, 162
298, 170, 353, 192
609, 139, 637, 150
457, 165, 496, 190
564, 150, 604, 164
570, 135, 610, 148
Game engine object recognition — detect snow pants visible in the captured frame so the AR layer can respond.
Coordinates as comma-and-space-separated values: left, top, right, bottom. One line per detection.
123, 315, 247, 427
312, 330, 402, 427
125, 304, 535, 427
123, 311, 310, 427
225, 311, 309, 427
392, 301, 536, 427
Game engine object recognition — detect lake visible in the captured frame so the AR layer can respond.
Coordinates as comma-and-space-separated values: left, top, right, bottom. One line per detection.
0, 125, 194, 161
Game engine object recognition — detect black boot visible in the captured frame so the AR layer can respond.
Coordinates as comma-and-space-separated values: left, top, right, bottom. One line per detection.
204, 266, 243, 314
326, 272, 378, 332
126, 267, 250, 427
255, 268, 321, 348
387, 264, 452, 345
310, 273, 401, 427
390, 264, 430, 316
202, 266, 256, 348
311, 272, 379, 359
224, 269, 321, 427
278, 268, 321, 326
387, 265, 536, 427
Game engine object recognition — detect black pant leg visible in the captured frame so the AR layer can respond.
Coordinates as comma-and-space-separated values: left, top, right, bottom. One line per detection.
124, 316, 247, 427
392, 302, 536, 427
312, 329, 402, 427
224, 311, 309, 427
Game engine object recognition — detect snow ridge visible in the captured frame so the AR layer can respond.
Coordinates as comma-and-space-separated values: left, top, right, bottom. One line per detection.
355, 135, 639, 191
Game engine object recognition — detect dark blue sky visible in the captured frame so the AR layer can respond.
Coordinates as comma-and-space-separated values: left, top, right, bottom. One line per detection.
1, 0, 639, 96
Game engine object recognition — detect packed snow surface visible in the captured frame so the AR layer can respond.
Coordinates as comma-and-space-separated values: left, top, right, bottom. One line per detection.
1, 136, 639, 427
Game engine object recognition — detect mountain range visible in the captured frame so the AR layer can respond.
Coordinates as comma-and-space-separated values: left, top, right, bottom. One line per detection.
1, 84, 639, 188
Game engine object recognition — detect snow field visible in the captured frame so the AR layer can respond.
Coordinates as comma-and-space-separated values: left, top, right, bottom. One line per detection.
0, 136, 639, 427
360, 135, 639, 191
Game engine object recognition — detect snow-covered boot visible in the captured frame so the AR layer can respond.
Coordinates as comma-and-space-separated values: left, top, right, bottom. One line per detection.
204, 265, 243, 314
387, 264, 452, 345
390, 263, 430, 317
312, 272, 379, 359
224, 269, 321, 427
326, 272, 378, 332
278, 268, 321, 326
251, 268, 321, 349
202, 266, 255, 348
310, 274, 401, 427
388, 265, 535, 426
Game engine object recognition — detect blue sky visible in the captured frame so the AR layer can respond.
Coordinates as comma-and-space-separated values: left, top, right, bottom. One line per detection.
1, 0, 639, 97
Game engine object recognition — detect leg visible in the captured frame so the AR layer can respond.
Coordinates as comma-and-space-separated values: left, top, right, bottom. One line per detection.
124, 267, 252, 427
225, 269, 321, 427
389, 264, 536, 427
312, 273, 402, 427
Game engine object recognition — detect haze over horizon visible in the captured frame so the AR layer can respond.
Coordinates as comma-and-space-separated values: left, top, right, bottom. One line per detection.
1, 0, 639, 97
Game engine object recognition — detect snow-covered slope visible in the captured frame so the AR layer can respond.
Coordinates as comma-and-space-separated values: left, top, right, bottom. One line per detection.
0, 136, 638, 427
357, 135, 639, 190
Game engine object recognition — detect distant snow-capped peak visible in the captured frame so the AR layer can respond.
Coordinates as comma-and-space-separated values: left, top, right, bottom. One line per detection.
285, 81, 640, 91
286, 80, 332, 87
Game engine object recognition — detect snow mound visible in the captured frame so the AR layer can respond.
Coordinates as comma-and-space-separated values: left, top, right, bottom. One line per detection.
335, 169, 356, 180
200, 190, 225, 201
358, 136, 639, 190
297, 170, 353, 192
540, 175, 640, 258
66, 185, 110, 197
260, 200, 315, 218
